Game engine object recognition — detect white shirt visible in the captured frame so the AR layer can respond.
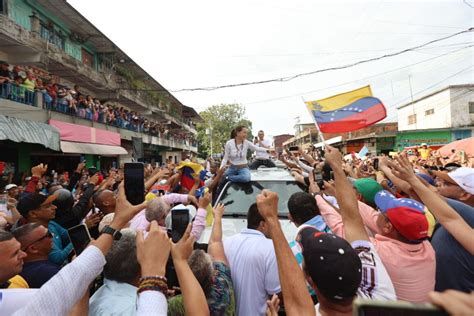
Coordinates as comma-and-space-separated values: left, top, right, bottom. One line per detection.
255, 139, 272, 160
351, 240, 397, 301
220, 139, 268, 168
224, 228, 281, 316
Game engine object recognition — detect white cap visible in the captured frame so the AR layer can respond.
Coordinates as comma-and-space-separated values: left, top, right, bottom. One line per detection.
5, 184, 17, 191
449, 167, 474, 195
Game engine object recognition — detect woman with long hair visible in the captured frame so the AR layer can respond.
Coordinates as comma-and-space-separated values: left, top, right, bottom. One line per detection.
220, 125, 272, 183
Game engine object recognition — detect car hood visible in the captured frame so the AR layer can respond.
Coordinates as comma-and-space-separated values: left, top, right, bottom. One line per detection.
198, 217, 299, 243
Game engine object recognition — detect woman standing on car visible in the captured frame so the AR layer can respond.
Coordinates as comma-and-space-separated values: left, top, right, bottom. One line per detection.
220, 126, 272, 183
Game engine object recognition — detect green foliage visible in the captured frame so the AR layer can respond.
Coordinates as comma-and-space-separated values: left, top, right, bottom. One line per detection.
197, 104, 253, 157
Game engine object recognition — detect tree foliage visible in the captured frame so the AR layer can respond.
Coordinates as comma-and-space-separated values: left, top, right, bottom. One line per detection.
197, 103, 253, 157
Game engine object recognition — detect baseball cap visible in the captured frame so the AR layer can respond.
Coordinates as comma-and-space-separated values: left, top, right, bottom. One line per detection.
433, 167, 474, 195
374, 190, 431, 241
5, 184, 18, 191
352, 178, 383, 206
17, 193, 57, 217
416, 173, 435, 186
296, 227, 362, 301
0, 61, 9, 66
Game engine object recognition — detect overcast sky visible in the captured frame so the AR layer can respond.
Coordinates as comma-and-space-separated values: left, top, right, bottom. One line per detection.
68, 0, 473, 137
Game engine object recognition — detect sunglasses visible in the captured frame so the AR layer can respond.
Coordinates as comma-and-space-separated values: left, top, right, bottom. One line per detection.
22, 230, 53, 251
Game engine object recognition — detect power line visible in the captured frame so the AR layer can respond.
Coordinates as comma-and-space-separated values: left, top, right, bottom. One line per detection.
241, 44, 473, 105
170, 27, 473, 92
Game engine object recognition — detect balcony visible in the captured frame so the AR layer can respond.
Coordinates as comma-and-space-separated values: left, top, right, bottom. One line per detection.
0, 83, 198, 153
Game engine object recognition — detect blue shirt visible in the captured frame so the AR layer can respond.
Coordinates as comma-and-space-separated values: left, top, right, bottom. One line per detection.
89, 279, 138, 316
432, 199, 474, 292
48, 220, 73, 265
20, 260, 61, 288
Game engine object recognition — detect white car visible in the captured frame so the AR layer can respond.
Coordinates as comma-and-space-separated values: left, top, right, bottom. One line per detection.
198, 167, 306, 243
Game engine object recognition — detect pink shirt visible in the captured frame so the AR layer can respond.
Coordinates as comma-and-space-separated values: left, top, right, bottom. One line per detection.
129, 193, 207, 240
316, 195, 436, 303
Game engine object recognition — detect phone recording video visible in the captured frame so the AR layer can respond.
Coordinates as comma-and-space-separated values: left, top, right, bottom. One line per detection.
124, 162, 145, 205
170, 208, 190, 243
373, 158, 379, 171
88, 167, 98, 177
289, 146, 299, 152
67, 224, 92, 256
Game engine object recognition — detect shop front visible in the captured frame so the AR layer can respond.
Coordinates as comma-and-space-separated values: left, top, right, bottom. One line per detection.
396, 130, 452, 150
49, 120, 128, 171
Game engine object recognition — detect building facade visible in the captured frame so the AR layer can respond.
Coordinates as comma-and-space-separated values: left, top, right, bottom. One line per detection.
396, 84, 474, 149
0, 0, 200, 178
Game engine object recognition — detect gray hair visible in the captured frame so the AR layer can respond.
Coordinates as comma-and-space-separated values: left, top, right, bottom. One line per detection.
104, 229, 140, 283
188, 249, 213, 296
0, 229, 14, 242
145, 198, 169, 222
12, 223, 41, 244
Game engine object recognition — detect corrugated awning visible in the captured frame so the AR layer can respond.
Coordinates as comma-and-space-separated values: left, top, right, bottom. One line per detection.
60, 141, 128, 156
0, 115, 60, 151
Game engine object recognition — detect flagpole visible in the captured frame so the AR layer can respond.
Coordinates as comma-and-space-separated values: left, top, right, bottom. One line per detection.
301, 96, 326, 148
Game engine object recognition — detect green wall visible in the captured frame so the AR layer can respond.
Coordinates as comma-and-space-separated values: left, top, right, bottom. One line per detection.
396, 130, 452, 149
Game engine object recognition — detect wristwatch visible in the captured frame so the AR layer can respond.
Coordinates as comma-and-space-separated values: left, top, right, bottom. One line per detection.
101, 225, 122, 240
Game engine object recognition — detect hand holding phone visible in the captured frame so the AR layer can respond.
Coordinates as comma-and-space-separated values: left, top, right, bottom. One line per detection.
124, 162, 145, 205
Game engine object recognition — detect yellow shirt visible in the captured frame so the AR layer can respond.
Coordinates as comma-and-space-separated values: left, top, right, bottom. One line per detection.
8, 275, 29, 288
418, 148, 431, 159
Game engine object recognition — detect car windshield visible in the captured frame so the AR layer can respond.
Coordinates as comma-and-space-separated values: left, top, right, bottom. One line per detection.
217, 181, 306, 215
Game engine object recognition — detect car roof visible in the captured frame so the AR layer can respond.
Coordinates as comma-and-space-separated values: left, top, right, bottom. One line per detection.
250, 167, 295, 181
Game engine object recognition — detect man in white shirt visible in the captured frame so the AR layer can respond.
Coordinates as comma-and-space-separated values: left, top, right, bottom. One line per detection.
249, 130, 276, 169
223, 203, 281, 316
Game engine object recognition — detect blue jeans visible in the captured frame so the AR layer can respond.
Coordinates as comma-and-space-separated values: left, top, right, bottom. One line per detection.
225, 165, 251, 183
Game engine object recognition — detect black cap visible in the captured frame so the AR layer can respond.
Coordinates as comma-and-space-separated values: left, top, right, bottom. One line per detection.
17, 193, 57, 218
296, 227, 362, 301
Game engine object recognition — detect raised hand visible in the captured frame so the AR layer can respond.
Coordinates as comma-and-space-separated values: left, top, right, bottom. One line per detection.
112, 181, 148, 228
389, 154, 417, 183
324, 145, 343, 168
31, 163, 48, 178
198, 191, 211, 209
137, 220, 171, 276
256, 189, 279, 221
171, 223, 195, 262
213, 203, 225, 218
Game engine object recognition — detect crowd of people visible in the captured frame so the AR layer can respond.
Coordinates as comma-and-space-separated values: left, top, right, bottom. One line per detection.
0, 125, 473, 315
0, 61, 197, 145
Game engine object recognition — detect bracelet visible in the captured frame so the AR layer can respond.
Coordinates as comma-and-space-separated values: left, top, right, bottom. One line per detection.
137, 276, 168, 295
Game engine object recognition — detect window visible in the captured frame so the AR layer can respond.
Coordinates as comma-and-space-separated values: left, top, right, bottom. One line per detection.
408, 114, 417, 125
0, 0, 6, 14
469, 102, 474, 114
81, 49, 94, 68
425, 109, 434, 116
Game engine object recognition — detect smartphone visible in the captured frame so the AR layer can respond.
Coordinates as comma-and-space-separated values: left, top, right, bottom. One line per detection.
67, 224, 92, 255
80, 155, 86, 163
289, 146, 299, 152
373, 158, 379, 171
112, 161, 117, 169
170, 208, 190, 243
88, 167, 98, 177
313, 170, 324, 190
124, 162, 145, 205
354, 298, 448, 316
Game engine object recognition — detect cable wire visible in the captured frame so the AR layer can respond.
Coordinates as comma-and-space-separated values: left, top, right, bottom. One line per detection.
169, 27, 473, 92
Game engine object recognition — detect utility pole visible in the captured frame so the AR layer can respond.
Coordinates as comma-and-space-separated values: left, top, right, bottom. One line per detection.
409, 75, 418, 129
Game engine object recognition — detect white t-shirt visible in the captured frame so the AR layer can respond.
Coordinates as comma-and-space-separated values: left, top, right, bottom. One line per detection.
352, 240, 397, 301
224, 228, 281, 316
255, 139, 272, 160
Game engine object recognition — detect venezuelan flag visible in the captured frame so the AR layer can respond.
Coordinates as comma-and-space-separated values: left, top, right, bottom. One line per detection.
176, 161, 205, 191
305, 86, 386, 133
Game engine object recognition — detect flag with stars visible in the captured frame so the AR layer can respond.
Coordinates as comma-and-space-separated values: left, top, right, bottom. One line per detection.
305, 86, 386, 133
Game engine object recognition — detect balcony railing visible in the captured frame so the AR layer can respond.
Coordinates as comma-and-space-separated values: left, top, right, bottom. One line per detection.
0, 82, 35, 106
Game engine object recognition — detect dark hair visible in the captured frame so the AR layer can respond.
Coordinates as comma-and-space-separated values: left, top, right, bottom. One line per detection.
288, 192, 319, 225
0, 230, 14, 242
247, 203, 264, 229
231, 125, 246, 139
12, 223, 40, 242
